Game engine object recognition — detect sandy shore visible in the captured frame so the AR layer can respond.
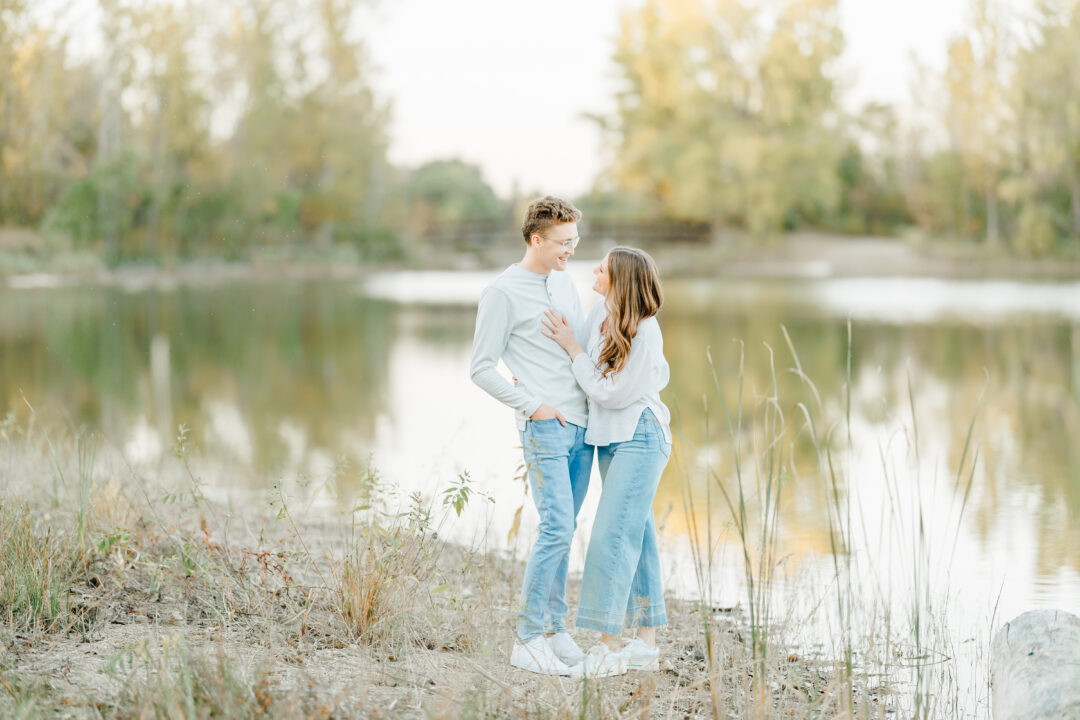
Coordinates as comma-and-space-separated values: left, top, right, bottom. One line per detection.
0, 428, 888, 718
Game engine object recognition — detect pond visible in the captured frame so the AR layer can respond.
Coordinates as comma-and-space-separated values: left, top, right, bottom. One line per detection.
3, 266, 1079, 715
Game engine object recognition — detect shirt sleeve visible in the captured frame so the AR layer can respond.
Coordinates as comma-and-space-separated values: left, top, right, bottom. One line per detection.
568, 280, 589, 348
570, 321, 669, 410
470, 286, 543, 417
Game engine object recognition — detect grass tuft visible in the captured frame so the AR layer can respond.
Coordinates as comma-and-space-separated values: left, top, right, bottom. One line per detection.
0, 503, 88, 634
108, 637, 340, 719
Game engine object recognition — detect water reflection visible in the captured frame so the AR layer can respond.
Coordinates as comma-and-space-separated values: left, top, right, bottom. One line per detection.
664, 315, 1080, 584
1, 282, 398, 480
1, 275, 1078, 601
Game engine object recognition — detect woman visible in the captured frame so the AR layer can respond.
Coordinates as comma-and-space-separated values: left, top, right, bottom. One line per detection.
541, 245, 671, 678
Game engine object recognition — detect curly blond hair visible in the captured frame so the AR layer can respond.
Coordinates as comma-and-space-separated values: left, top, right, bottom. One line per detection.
520, 196, 582, 245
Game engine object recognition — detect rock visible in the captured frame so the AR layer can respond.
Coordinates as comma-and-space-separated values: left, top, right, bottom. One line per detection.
991, 609, 1080, 720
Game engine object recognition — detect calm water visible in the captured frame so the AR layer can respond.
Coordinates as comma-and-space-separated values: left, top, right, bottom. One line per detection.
3, 268, 1079, 713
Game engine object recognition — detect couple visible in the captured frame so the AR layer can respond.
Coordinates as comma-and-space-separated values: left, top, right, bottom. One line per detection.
470, 196, 671, 678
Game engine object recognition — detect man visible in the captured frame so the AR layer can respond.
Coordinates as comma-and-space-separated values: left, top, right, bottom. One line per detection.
470, 196, 593, 675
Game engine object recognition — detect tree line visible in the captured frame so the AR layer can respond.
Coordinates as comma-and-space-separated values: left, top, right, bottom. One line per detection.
0, 0, 503, 262
594, 0, 1080, 255
1, 0, 1079, 262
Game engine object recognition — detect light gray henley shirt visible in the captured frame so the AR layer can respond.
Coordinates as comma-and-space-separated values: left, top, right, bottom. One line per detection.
470, 264, 588, 431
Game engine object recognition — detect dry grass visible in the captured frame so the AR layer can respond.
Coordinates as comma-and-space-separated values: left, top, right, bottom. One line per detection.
0, 504, 87, 634
0, 359, 973, 720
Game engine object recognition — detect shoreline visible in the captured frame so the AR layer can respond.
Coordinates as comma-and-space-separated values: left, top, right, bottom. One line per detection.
3, 234, 1080, 290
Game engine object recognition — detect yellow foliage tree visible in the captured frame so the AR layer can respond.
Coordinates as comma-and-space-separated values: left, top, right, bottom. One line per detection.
605, 0, 843, 238
943, 0, 1011, 245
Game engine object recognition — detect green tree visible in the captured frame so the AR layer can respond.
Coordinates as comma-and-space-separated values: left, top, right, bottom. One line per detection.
0, 3, 94, 230
833, 104, 912, 235
221, 0, 392, 254
607, 0, 755, 222
128, 1, 213, 258
604, 0, 844, 238
0, 0, 30, 223
403, 159, 504, 232
753, 0, 844, 231
906, 150, 970, 239
1014, 0, 1080, 250
942, 0, 1011, 245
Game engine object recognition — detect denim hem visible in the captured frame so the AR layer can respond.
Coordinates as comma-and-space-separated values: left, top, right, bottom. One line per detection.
516, 627, 547, 643
626, 610, 668, 628
575, 609, 626, 636
625, 598, 668, 628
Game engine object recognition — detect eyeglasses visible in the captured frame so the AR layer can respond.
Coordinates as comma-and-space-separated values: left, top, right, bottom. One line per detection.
536, 234, 581, 250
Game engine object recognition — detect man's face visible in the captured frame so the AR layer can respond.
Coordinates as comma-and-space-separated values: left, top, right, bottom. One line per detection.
530, 222, 578, 272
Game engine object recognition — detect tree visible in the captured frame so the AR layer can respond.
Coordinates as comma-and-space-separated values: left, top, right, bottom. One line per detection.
753, 0, 844, 231
1014, 0, 1080, 249
0, 2, 94, 229
127, 1, 212, 257
833, 104, 912, 235
402, 159, 504, 233
219, 0, 392, 252
0, 0, 30, 222
942, 0, 1012, 245
604, 0, 844, 238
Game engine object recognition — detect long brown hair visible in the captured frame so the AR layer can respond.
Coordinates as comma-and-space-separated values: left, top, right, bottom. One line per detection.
598, 246, 663, 378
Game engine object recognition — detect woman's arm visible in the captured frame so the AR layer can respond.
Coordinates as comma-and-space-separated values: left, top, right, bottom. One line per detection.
570, 321, 669, 410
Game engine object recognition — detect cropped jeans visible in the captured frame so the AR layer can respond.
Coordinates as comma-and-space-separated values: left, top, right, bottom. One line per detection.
516, 419, 594, 642
576, 409, 669, 635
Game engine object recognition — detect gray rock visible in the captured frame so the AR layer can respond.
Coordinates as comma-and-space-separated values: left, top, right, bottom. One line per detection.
992, 609, 1080, 720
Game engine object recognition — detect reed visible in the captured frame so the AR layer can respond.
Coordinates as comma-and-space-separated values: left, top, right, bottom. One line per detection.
675, 322, 985, 718
0, 344, 990, 719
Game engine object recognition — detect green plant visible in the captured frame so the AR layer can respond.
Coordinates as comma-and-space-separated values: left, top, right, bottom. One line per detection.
336, 489, 446, 645
442, 470, 494, 518
0, 504, 84, 633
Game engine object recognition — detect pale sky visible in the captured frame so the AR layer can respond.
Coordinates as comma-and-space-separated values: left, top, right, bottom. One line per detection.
45, 0, 1030, 198
366, 0, 1028, 198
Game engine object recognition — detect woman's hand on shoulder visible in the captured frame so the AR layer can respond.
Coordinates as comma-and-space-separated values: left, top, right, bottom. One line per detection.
541, 308, 583, 359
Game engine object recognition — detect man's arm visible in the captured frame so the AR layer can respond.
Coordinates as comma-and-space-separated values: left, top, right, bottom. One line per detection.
470, 286, 543, 417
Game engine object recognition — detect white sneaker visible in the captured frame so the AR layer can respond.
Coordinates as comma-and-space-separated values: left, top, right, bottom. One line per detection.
621, 636, 660, 671
571, 643, 627, 678
547, 632, 585, 666
510, 636, 572, 676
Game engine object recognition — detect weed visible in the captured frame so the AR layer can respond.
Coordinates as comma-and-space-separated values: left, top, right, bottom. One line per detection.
0, 503, 87, 634
679, 323, 985, 718
108, 636, 340, 719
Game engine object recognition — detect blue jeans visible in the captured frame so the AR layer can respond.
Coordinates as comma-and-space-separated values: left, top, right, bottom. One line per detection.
516, 419, 593, 642
576, 409, 670, 635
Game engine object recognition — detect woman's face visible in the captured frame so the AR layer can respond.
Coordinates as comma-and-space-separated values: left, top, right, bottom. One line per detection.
592, 254, 611, 296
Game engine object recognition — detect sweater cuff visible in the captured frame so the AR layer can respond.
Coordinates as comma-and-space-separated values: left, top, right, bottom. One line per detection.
522, 399, 543, 420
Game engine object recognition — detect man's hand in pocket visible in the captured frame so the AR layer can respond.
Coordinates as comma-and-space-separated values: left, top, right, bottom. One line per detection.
530, 404, 567, 427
